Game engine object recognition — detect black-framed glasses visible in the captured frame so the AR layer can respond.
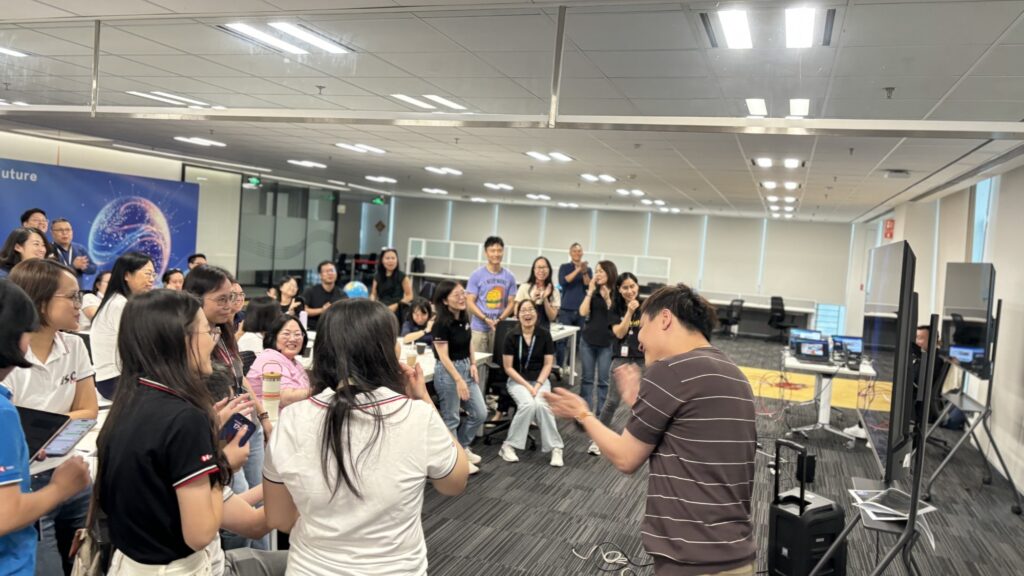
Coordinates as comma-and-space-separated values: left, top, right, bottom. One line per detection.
54, 292, 83, 307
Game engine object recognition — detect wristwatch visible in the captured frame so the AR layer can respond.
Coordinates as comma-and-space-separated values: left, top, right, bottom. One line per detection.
574, 410, 594, 423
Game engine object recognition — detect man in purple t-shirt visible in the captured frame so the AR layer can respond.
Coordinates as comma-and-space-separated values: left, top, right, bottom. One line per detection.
466, 236, 517, 393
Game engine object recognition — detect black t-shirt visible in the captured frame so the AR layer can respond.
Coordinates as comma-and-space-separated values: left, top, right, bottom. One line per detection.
99, 379, 221, 565
615, 303, 644, 358
375, 270, 406, 306
280, 297, 305, 316
582, 292, 620, 348
432, 314, 472, 361
503, 327, 555, 382
302, 284, 348, 330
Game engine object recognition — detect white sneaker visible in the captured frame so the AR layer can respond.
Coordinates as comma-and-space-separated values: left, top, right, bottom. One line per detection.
464, 447, 482, 464
468, 461, 480, 475
550, 448, 564, 467
587, 441, 601, 456
499, 444, 519, 463
843, 425, 867, 440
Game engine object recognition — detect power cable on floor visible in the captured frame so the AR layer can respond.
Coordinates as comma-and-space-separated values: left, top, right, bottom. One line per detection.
571, 542, 654, 575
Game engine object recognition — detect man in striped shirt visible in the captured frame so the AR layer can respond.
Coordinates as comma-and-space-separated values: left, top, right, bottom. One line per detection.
547, 283, 757, 575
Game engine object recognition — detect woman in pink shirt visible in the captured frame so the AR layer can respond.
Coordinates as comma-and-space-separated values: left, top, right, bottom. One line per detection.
246, 315, 311, 408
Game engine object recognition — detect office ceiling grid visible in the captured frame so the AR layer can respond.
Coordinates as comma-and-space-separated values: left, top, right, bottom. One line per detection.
1, 1, 1024, 222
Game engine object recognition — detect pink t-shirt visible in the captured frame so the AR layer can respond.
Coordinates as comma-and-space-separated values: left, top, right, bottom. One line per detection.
246, 348, 310, 399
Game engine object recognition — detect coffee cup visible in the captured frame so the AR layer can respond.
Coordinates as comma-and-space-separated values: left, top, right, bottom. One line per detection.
416, 342, 427, 355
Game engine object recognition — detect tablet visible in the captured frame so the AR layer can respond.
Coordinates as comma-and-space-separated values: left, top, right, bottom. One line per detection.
17, 406, 70, 459
43, 418, 97, 457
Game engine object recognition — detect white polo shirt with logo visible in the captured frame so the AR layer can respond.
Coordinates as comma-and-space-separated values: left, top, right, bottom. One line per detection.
264, 386, 458, 575
1, 332, 95, 414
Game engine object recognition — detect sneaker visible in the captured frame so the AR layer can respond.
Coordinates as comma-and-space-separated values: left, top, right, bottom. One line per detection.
587, 441, 601, 456
468, 461, 480, 475
464, 447, 482, 465
550, 448, 564, 467
843, 425, 867, 440
499, 444, 519, 463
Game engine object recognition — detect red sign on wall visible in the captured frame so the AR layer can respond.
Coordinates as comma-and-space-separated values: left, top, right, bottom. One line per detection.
883, 218, 895, 240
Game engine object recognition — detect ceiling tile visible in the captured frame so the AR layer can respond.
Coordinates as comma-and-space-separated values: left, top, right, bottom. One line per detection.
422, 14, 557, 52
565, 10, 699, 51
611, 77, 720, 100
476, 50, 603, 78
376, 52, 498, 77
308, 17, 465, 53
928, 100, 1024, 121
842, 2, 1024, 47
0, 28, 92, 56
113, 23, 273, 55
587, 50, 708, 78
707, 48, 835, 78
835, 45, 986, 77
427, 77, 536, 99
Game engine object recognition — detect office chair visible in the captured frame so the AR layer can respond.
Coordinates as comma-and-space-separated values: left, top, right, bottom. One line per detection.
481, 320, 537, 450
717, 299, 744, 339
239, 350, 257, 375
419, 280, 437, 300
768, 296, 797, 342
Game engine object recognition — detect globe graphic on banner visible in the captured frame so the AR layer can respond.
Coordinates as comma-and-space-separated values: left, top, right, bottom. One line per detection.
88, 196, 172, 274
343, 281, 369, 299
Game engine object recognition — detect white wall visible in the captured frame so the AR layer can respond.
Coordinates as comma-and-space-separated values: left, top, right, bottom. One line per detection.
762, 220, 850, 304
184, 166, 241, 275
892, 201, 940, 324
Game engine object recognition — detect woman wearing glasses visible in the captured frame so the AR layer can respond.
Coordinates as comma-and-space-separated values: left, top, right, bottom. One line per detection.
246, 315, 311, 409
3, 259, 98, 574
91, 252, 155, 400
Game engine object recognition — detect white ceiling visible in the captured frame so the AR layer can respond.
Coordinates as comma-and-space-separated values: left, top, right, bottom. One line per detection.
1, 0, 1023, 222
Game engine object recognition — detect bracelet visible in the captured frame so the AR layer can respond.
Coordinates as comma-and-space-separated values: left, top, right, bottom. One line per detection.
574, 410, 594, 423
257, 412, 269, 422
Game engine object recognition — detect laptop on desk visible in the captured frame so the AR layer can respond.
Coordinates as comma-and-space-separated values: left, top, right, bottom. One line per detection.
794, 339, 833, 365
789, 329, 822, 352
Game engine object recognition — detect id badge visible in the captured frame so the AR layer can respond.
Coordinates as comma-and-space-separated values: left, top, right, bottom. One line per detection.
621, 345, 629, 357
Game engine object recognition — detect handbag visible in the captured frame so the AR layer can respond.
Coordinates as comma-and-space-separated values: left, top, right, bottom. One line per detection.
70, 463, 112, 576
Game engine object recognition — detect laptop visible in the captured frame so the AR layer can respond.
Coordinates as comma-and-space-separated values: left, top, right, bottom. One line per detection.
16, 406, 70, 459
949, 346, 985, 366
794, 339, 832, 364
789, 329, 823, 351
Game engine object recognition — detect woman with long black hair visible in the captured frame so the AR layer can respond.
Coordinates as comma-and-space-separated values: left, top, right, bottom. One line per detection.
0, 227, 50, 279
596, 272, 646, 441
514, 256, 560, 331
579, 260, 619, 456
370, 248, 413, 314
97, 289, 249, 575
264, 299, 468, 574
91, 252, 155, 400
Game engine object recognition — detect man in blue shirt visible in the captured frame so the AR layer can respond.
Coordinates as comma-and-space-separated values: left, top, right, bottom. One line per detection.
556, 243, 592, 372
0, 279, 90, 575
50, 219, 96, 288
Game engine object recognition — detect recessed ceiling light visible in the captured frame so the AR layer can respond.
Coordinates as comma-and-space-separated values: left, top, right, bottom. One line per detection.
762, 181, 778, 190
670, 207, 681, 214
631, 189, 645, 197
785, 214, 794, 219
549, 152, 573, 162
126, 91, 188, 106
225, 23, 308, 54
659, 207, 670, 213
784, 206, 795, 212
11, 101, 29, 107
557, 202, 569, 207
526, 193, 551, 201
746, 98, 768, 116
653, 199, 666, 206
151, 91, 209, 107
471, 197, 487, 203
790, 99, 810, 117
616, 188, 630, 196
288, 159, 326, 168
598, 174, 616, 183
0, 47, 28, 57
336, 143, 367, 153
0, 101, 9, 106
422, 94, 466, 111
581, 173, 599, 182
783, 158, 800, 169
766, 195, 779, 202
770, 205, 781, 212
268, 22, 348, 54
641, 199, 654, 206
392, 94, 436, 109
484, 182, 513, 191
366, 176, 397, 184
718, 10, 753, 49
425, 166, 461, 176
568, 202, 578, 208
785, 8, 816, 49
526, 151, 551, 162
355, 144, 385, 154
422, 187, 448, 195
174, 136, 226, 147
773, 213, 781, 219
211, 105, 228, 110
784, 196, 797, 203
784, 181, 799, 191
755, 157, 773, 168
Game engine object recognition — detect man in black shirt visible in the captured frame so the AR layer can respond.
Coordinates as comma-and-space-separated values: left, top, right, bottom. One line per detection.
303, 261, 347, 331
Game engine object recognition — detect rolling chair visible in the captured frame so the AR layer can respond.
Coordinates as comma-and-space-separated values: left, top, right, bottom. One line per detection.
419, 280, 437, 300
481, 319, 537, 450
717, 299, 744, 339
768, 296, 797, 342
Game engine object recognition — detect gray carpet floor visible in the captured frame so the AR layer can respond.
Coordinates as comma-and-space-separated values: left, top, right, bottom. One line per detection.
422, 337, 1024, 575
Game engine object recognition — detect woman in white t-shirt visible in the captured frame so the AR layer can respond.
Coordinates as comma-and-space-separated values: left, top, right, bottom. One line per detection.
236, 297, 282, 356
91, 252, 155, 400
78, 270, 109, 332
2, 258, 98, 574
264, 299, 470, 575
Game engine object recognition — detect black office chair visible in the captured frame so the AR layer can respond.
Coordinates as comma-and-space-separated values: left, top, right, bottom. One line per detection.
419, 280, 437, 300
717, 299, 744, 339
482, 320, 537, 450
768, 296, 797, 342
239, 350, 257, 375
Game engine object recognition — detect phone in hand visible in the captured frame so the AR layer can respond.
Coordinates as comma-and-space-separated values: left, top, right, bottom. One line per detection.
43, 418, 97, 457
220, 413, 257, 447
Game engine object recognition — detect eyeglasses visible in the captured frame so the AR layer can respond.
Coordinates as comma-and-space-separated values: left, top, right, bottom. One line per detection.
230, 291, 245, 299
196, 328, 222, 343
54, 292, 83, 307
278, 331, 304, 340
206, 294, 243, 307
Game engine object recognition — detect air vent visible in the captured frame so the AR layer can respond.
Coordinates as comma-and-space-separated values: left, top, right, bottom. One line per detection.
822, 9, 837, 47
700, 13, 719, 48
884, 169, 911, 179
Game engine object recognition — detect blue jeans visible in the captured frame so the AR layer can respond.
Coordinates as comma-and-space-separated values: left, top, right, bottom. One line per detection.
32, 471, 90, 576
223, 424, 269, 551
601, 358, 645, 429
579, 342, 613, 413
434, 358, 487, 447
555, 309, 586, 366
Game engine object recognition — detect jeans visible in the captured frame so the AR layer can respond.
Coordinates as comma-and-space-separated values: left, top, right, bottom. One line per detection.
555, 309, 585, 366
434, 358, 487, 447
32, 471, 90, 576
96, 376, 117, 400
109, 548, 212, 576
223, 425, 269, 551
505, 380, 563, 452
579, 342, 613, 413
600, 358, 645, 429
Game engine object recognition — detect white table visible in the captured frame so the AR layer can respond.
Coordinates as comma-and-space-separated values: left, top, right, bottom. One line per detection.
782, 350, 877, 441
548, 323, 581, 388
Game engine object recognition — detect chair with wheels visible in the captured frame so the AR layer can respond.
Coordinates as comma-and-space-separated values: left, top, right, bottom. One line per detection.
768, 296, 797, 342
717, 299, 744, 339
481, 319, 537, 450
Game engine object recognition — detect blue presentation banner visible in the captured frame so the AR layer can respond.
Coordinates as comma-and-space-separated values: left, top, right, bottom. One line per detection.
0, 158, 198, 286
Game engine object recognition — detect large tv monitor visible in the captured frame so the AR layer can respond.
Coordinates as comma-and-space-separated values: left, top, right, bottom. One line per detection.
941, 263, 995, 379
860, 240, 917, 485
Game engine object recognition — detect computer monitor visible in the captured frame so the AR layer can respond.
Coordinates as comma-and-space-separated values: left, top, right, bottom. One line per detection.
795, 339, 829, 360
948, 345, 985, 365
941, 263, 996, 379
833, 336, 863, 355
789, 329, 822, 349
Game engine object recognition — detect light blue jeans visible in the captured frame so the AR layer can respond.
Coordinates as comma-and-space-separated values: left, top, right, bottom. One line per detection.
505, 379, 564, 452
580, 342, 613, 413
32, 471, 90, 576
434, 358, 487, 447
223, 424, 269, 551
602, 358, 645, 429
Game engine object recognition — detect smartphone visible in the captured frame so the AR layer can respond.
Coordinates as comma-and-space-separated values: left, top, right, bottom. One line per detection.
220, 413, 257, 447
42, 418, 97, 457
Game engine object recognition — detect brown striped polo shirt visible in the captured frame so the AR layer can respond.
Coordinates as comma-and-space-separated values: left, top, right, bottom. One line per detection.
626, 346, 757, 576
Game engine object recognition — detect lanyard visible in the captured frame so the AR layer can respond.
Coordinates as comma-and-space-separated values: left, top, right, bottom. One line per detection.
518, 333, 536, 371
58, 245, 73, 267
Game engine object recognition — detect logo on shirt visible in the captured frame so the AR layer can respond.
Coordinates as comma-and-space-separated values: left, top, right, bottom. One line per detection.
60, 371, 77, 387
0, 465, 11, 473
484, 286, 505, 310
200, 454, 213, 463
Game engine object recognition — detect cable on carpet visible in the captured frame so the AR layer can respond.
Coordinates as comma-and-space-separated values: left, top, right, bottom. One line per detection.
571, 542, 654, 575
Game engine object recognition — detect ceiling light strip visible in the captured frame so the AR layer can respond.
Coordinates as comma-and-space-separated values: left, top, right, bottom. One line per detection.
112, 144, 272, 172
225, 23, 308, 55
268, 22, 348, 54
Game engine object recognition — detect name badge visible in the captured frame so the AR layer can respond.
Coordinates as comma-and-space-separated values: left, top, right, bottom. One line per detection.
621, 345, 629, 357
